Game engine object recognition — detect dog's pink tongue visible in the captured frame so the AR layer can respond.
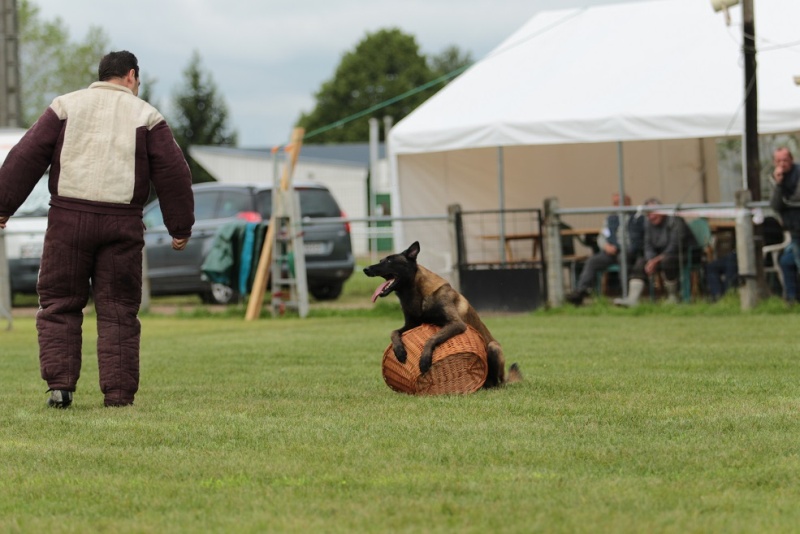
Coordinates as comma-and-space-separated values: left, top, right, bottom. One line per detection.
371, 280, 392, 303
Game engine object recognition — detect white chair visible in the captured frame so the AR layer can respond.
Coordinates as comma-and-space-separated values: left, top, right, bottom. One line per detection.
762, 230, 791, 291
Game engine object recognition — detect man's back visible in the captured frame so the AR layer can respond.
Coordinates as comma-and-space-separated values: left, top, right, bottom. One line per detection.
50, 82, 164, 206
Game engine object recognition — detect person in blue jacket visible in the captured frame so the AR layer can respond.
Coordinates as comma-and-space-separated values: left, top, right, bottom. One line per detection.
566, 193, 645, 306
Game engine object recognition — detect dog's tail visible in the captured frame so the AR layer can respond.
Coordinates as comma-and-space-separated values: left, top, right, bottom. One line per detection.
506, 362, 522, 384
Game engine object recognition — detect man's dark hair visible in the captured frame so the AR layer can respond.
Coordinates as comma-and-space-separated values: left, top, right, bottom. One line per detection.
98, 51, 139, 81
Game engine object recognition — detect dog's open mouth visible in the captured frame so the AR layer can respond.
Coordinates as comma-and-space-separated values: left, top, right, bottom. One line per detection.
371, 276, 397, 303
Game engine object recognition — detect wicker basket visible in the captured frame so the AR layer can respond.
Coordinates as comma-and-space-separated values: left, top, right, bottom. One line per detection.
381, 324, 488, 395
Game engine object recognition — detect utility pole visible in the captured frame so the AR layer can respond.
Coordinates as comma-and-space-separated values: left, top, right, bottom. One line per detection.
0, 0, 20, 323
712, 0, 766, 303
0, 0, 21, 127
741, 0, 768, 297
742, 0, 759, 200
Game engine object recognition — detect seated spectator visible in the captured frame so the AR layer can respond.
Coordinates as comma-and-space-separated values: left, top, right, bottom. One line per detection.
566, 193, 645, 306
706, 251, 738, 301
705, 215, 784, 302
614, 198, 697, 307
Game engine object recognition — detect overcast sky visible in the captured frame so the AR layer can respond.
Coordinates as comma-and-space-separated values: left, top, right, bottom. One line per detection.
32, 0, 631, 147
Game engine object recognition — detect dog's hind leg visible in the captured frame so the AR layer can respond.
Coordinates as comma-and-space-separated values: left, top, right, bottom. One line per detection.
482, 341, 506, 388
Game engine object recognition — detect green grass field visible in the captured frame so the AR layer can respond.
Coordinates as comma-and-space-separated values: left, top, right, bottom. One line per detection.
2, 280, 800, 532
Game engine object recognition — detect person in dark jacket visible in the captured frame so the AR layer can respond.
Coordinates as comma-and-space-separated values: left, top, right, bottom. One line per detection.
706, 251, 738, 301
613, 198, 697, 307
566, 193, 645, 305
769, 147, 800, 274
0, 51, 194, 408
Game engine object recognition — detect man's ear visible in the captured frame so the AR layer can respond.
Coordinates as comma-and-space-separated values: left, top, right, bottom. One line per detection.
124, 69, 138, 92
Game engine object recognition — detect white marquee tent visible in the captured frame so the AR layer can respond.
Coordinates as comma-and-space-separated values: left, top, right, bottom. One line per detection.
388, 0, 800, 275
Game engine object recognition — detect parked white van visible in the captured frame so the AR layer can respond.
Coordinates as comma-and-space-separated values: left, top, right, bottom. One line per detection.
0, 128, 49, 298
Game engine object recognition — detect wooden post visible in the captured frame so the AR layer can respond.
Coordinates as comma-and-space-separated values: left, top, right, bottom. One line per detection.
447, 203, 462, 292
742, 0, 760, 202
735, 189, 758, 310
741, 0, 767, 297
0, 0, 22, 128
245, 127, 305, 321
544, 197, 563, 308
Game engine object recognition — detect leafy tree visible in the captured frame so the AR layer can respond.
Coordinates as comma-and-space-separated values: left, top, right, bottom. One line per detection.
171, 50, 237, 183
429, 45, 474, 82
297, 28, 441, 143
18, 0, 109, 126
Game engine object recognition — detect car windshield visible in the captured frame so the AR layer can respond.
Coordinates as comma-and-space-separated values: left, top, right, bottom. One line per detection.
15, 176, 50, 217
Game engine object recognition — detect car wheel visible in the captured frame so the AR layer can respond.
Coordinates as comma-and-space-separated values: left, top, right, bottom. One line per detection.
310, 283, 343, 301
202, 283, 237, 305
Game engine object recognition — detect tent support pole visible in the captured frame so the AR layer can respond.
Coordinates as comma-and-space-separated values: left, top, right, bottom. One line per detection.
497, 146, 506, 264
617, 141, 629, 298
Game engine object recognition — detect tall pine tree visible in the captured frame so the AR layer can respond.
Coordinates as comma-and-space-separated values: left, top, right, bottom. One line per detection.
171, 51, 237, 183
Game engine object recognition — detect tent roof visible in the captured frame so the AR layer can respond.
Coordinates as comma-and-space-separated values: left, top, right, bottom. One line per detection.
390, 0, 800, 155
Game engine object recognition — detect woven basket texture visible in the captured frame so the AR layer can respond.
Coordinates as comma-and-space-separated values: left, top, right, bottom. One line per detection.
382, 323, 488, 395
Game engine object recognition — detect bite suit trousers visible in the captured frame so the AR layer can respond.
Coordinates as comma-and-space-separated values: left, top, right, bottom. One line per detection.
36, 206, 144, 405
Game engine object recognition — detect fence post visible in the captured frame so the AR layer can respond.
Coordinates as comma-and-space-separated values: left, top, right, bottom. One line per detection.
0, 230, 13, 329
141, 246, 150, 313
544, 197, 564, 307
735, 190, 758, 310
447, 203, 462, 292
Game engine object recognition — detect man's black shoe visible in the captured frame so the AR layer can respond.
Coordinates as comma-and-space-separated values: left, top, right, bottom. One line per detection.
46, 390, 73, 409
565, 289, 588, 306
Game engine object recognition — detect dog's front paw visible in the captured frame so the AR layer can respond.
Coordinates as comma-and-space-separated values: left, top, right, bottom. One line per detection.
419, 351, 433, 374
393, 343, 407, 363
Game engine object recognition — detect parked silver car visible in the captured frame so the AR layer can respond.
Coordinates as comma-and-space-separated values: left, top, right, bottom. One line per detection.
4, 177, 49, 297
142, 182, 354, 304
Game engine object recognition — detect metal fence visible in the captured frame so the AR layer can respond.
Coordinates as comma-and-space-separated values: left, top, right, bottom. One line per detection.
451, 207, 545, 312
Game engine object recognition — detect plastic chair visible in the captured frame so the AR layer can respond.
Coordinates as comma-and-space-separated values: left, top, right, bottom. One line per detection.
595, 263, 620, 295
762, 221, 791, 292
681, 218, 713, 302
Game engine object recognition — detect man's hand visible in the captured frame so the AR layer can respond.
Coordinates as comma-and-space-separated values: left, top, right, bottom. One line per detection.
645, 256, 662, 276
172, 237, 189, 251
0, 216, 7, 229
774, 167, 785, 184
603, 243, 618, 256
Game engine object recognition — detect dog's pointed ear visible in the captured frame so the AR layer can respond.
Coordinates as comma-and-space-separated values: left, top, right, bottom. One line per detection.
404, 241, 420, 261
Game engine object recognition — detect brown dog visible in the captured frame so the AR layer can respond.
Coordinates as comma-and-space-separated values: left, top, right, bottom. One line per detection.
364, 241, 521, 388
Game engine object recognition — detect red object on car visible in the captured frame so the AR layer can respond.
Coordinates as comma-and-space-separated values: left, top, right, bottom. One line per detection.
237, 211, 262, 223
